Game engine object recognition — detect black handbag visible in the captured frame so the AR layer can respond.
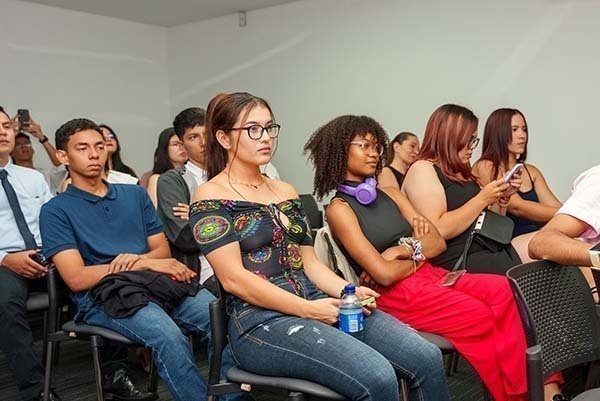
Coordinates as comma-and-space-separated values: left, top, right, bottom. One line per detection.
452, 210, 515, 271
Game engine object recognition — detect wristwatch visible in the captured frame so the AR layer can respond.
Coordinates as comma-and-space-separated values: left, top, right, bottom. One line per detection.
39, 136, 48, 144
589, 250, 600, 268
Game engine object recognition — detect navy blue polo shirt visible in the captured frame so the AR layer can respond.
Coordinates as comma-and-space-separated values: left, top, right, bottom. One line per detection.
41, 183, 163, 265
40, 183, 163, 311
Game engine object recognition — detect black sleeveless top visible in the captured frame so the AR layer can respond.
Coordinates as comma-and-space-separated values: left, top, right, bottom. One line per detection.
506, 166, 541, 237
333, 184, 412, 276
386, 166, 406, 188
429, 165, 521, 274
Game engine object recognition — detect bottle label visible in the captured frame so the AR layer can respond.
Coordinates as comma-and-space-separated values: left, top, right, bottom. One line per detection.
339, 312, 363, 333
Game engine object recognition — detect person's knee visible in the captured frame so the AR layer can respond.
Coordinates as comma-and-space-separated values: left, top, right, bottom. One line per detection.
360, 360, 398, 399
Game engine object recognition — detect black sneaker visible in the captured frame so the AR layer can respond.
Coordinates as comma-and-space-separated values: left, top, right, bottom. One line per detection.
103, 368, 157, 401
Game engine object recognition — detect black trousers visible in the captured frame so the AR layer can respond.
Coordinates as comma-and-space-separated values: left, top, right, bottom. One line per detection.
0, 266, 45, 400
0, 266, 129, 401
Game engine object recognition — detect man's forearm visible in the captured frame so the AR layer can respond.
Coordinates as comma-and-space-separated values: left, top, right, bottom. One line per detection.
529, 230, 594, 266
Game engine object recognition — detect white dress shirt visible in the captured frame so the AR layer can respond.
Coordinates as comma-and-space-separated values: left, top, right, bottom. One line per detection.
0, 160, 52, 264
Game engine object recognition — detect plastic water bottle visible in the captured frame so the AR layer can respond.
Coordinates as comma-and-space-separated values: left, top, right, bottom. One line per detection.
339, 283, 363, 338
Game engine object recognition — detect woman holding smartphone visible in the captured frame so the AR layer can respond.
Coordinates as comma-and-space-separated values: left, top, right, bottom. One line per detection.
473, 108, 561, 238
189, 92, 449, 401
402, 104, 525, 274
304, 114, 565, 401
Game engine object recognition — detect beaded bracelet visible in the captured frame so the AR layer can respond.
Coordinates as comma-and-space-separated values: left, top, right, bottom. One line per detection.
397, 237, 426, 262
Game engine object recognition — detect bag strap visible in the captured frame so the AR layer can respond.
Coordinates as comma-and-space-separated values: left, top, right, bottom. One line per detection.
451, 212, 486, 272
452, 230, 474, 271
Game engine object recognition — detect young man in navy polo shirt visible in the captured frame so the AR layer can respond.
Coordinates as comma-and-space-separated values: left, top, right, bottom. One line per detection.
39, 119, 251, 401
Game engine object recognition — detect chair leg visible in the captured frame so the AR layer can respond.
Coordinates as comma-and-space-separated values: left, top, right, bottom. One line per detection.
147, 353, 159, 394
42, 338, 55, 401
445, 354, 453, 377
90, 336, 105, 401
452, 352, 460, 373
400, 378, 410, 401
42, 312, 48, 364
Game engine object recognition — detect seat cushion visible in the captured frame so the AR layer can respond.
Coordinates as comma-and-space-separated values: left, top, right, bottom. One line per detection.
227, 367, 347, 400
418, 331, 455, 352
573, 387, 600, 401
26, 292, 49, 313
62, 320, 138, 345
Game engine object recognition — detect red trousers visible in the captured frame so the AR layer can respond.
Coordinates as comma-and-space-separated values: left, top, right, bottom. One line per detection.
377, 263, 528, 401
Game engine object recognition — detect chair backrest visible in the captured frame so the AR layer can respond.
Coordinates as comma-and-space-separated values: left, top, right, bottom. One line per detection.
299, 194, 323, 231
313, 226, 360, 284
506, 260, 600, 379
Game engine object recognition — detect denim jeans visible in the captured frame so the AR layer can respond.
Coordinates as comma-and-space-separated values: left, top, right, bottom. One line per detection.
228, 274, 450, 401
81, 288, 253, 401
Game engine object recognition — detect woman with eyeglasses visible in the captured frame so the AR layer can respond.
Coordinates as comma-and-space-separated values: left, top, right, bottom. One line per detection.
378, 131, 420, 189
402, 104, 524, 275
189, 92, 450, 401
146, 128, 188, 207
472, 108, 561, 239
99, 124, 138, 178
306, 114, 565, 401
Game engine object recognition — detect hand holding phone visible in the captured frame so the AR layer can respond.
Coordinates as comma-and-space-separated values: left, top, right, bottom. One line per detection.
503, 163, 523, 183
17, 109, 31, 129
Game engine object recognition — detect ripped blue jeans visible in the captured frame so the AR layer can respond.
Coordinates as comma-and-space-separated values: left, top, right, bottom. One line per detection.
227, 274, 450, 401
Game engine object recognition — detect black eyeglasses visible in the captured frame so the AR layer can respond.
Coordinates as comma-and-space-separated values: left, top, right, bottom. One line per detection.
468, 136, 480, 150
228, 124, 280, 140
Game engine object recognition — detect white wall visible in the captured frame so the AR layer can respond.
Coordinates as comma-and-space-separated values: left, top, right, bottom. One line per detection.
168, 0, 600, 200
0, 0, 170, 174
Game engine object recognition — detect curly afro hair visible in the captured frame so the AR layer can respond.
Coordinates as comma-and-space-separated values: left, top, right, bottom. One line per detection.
304, 115, 389, 200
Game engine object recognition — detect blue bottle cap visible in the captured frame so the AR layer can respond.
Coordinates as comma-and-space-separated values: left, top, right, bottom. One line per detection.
344, 283, 356, 294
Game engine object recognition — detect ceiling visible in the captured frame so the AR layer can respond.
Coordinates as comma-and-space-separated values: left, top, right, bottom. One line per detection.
17, 0, 301, 27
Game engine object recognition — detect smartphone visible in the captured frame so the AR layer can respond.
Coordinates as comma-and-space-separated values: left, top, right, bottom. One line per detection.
30, 251, 51, 267
17, 109, 30, 129
360, 296, 376, 307
503, 163, 523, 183
438, 270, 466, 287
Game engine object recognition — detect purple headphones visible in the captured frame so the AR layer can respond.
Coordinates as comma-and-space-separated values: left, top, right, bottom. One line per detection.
337, 178, 377, 205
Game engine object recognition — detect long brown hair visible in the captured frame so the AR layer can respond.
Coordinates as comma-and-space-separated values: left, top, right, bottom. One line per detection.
204, 92, 274, 180
418, 104, 478, 183
480, 108, 528, 181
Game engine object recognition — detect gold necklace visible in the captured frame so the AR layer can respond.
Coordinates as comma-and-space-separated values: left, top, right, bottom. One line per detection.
227, 173, 266, 189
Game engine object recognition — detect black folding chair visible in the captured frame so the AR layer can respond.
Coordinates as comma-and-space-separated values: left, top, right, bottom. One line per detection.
506, 260, 600, 401
206, 283, 348, 401
42, 268, 159, 401
299, 194, 323, 237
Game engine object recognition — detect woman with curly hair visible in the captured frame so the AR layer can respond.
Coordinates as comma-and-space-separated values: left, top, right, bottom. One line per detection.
305, 114, 562, 401
473, 108, 561, 237
189, 92, 450, 401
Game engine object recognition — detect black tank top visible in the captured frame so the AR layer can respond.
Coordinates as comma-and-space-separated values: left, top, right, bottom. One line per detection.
428, 164, 521, 273
429, 164, 487, 268
333, 184, 412, 276
386, 166, 406, 188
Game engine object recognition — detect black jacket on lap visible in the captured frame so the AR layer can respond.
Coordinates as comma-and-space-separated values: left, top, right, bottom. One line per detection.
90, 271, 200, 318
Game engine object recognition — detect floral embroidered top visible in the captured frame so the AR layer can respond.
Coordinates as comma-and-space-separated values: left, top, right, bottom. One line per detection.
189, 198, 313, 296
